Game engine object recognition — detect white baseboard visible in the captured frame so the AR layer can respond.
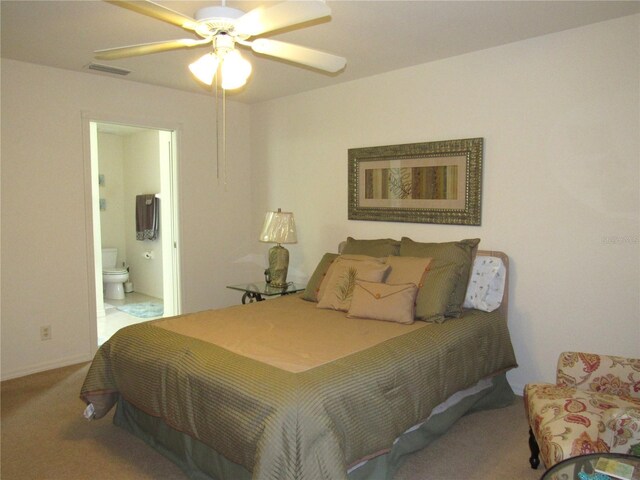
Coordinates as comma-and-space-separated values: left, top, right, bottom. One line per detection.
0, 353, 93, 381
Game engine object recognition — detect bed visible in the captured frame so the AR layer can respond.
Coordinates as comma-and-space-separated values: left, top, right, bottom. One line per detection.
81, 238, 517, 480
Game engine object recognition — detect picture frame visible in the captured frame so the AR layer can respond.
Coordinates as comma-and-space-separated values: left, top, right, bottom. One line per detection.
348, 137, 483, 225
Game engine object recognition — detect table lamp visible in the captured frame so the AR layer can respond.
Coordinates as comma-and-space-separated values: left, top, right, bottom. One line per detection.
259, 208, 297, 287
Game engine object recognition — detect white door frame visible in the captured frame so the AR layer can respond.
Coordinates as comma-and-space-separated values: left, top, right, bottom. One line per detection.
81, 112, 182, 355
158, 130, 181, 317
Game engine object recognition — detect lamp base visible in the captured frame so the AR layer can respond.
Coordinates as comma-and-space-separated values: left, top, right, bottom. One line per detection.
268, 245, 289, 288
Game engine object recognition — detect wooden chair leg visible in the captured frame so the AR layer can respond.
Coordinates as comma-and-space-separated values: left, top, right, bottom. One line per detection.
528, 427, 541, 469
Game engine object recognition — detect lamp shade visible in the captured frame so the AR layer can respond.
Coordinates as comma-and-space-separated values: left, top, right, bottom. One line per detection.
221, 50, 252, 90
189, 52, 219, 85
259, 209, 297, 244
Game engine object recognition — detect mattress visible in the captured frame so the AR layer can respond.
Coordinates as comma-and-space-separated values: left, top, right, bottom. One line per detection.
81, 294, 517, 480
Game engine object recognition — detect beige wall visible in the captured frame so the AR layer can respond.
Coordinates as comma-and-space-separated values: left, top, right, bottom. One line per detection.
1, 60, 255, 379
250, 15, 640, 392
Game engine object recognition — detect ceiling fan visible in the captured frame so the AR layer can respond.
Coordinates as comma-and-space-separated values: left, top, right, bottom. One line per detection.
95, 0, 347, 89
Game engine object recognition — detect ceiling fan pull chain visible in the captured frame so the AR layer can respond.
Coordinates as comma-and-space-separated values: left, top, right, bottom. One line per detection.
215, 78, 220, 182
213, 71, 227, 191
222, 86, 227, 191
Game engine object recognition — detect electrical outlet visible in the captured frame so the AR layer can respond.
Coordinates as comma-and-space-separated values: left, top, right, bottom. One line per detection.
40, 325, 52, 341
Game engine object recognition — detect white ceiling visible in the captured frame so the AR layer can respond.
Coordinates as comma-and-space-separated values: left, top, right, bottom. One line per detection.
2, 1, 638, 104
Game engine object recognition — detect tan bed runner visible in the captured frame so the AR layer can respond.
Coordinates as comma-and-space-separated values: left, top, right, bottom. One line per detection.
154, 294, 425, 373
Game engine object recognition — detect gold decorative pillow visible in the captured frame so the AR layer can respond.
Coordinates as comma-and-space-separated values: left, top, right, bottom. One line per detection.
347, 281, 418, 324
385, 256, 433, 288
317, 254, 386, 302
316, 257, 389, 312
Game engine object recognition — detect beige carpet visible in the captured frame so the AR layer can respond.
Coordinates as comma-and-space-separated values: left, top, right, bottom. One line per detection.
1, 362, 541, 479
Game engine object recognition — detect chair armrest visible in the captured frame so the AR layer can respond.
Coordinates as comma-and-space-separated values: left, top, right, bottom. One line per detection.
556, 351, 640, 399
599, 407, 640, 455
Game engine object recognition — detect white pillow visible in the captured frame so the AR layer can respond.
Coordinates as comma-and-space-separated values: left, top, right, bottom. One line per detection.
463, 256, 506, 312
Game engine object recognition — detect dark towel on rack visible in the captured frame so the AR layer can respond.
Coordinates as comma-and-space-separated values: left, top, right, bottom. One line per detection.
136, 194, 159, 241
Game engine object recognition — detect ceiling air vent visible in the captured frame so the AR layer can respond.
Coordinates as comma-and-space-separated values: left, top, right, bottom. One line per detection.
85, 63, 131, 76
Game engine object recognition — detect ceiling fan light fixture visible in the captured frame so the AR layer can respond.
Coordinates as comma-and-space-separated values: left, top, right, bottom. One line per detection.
189, 52, 219, 85
220, 50, 252, 90
99, 0, 345, 90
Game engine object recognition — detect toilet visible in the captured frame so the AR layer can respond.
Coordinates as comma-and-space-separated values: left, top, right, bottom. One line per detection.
102, 248, 129, 300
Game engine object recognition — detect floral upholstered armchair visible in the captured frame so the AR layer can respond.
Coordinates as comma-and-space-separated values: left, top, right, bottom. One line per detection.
524, 351, 640, 469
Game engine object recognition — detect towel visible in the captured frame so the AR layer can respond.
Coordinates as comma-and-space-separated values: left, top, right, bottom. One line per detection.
136, 194, 159, 241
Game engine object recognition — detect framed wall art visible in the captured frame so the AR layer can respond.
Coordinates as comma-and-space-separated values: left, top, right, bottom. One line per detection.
348, 137, 483, 225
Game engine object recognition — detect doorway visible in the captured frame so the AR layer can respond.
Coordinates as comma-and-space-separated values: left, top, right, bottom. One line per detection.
83, 116, 181, 352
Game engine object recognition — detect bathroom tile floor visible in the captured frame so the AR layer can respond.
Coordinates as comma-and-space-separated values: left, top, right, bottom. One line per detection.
98, 292, 163, 346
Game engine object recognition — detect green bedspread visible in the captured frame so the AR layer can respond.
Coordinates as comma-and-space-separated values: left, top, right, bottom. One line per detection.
81, 296, 517, 480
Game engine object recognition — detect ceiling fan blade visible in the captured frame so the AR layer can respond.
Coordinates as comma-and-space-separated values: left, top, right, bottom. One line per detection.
106, 0, 198, 30
235, 1, 331, 37
95, 38, 210, 60
250, 39, 346, 73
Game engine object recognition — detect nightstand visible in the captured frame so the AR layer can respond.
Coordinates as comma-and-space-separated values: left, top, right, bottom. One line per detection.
226, 282, 306, 304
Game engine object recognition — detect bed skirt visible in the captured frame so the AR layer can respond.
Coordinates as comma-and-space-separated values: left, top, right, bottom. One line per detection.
113, 373, 514, 480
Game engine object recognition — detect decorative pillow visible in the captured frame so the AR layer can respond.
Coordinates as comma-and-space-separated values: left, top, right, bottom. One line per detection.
317, 254, 385, 302
385, 256, 433, 288
341, 237, 401, 257
399, 237, 480, 322
463, 256, 506, 312
316, 257, 389, 312
301, 253, 339, 302
347, 281, 418, 324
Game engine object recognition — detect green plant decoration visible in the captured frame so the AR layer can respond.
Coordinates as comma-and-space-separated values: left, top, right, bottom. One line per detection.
336, 267, 358, 302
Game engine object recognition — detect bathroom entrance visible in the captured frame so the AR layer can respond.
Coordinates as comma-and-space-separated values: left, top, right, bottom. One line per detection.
84, 116, 181, 349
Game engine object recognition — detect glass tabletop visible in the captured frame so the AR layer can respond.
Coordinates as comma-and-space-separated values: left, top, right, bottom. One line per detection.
226, 282, 306, 296
542, 453, 640, 480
